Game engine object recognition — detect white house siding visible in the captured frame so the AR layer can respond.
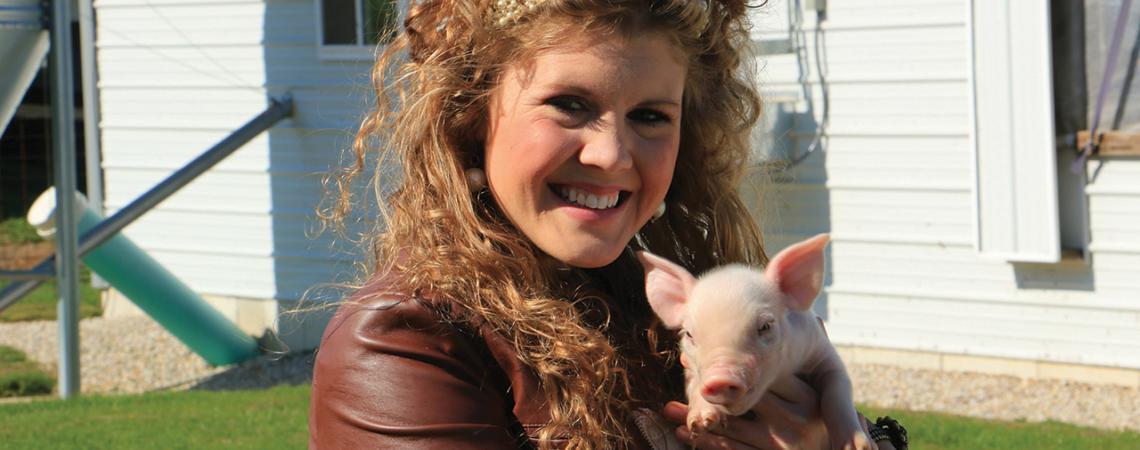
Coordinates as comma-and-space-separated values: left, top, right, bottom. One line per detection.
95, 0, 370, 316
750, 0, 1140, 371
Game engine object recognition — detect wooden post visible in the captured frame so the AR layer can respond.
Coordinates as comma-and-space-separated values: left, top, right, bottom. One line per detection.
1077, 131, 1140, 156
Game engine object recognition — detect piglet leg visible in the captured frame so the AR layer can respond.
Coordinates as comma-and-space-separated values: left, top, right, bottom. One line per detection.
812, 349, 875, 450
684, 369, 726, 435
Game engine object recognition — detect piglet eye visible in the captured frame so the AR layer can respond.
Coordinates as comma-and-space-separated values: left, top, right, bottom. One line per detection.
757, 321, 773, 335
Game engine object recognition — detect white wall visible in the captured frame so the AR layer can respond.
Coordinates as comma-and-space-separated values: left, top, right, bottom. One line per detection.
95, 0, 370, 309
95, 0, 1140, 363
751, 0, 1140, 370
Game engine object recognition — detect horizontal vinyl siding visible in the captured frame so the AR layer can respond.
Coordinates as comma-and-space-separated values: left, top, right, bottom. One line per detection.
95, 0, 371, 301
97, 86, 368, 131
100, 128, 351, 174
752, 0, 1140, 369
827, 291, 1140, 368
104, 170, 323, 216
1086, 160, 1140, 256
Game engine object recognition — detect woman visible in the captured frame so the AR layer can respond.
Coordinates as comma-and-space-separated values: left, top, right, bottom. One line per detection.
310, 1, 900, 448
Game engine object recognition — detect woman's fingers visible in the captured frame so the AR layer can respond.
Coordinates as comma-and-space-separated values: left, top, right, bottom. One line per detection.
663, 401, 688, 424
665, 401, 810, 450
666, 402, 767, 449
676, 424, 777, 450
720, 414, 789, 449
663, 391, 829, 450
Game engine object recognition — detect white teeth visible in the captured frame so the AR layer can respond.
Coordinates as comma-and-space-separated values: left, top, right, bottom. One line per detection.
558, 186, 620, 210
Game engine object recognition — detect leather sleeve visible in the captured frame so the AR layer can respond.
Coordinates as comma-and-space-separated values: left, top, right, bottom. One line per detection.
308, 298, 528, 449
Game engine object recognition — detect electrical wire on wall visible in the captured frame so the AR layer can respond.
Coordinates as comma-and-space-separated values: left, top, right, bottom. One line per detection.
775, 0, 830, 172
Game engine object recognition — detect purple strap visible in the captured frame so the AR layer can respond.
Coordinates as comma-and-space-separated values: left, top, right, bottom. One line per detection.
1073, 0, 1133, 174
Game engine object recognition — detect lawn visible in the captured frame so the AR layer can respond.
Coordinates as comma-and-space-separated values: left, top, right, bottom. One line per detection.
1, 388, 1137, 449
0, 265, 103, 322
0, 218, 103, 322
860, 405, 1140, 450
0, 217, 43, 245
0, 385, 310, 449
0, 345, 54, 397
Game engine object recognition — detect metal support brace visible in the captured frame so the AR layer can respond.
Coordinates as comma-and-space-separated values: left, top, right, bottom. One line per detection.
49, 0, 83, 399
0, 268, 55, 281
0, 94, 294, 313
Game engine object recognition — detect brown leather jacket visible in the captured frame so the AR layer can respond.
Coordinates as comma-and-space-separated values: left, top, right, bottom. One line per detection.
308, 282, 682, 449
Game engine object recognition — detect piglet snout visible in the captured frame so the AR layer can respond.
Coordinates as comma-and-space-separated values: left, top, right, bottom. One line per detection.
701, 372, 747, 405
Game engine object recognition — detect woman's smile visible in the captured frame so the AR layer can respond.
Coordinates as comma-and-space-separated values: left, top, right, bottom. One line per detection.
549, 183, 632, 226
551, 185, 626, 211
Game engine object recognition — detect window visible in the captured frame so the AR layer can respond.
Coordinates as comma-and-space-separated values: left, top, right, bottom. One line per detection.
317, 0, 400, 58
969, 0, 1138, 264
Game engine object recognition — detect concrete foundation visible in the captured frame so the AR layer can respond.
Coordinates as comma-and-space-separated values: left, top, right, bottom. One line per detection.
836, 345, 1140, 388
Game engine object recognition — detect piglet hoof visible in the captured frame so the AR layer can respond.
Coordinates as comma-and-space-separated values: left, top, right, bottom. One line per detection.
686, 405, 725, 435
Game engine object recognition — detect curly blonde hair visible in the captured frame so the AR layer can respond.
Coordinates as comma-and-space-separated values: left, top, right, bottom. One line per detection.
321, 0, 767, 447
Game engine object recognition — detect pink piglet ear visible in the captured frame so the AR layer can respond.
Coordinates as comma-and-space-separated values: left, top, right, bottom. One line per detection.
635, 251, 696, 329
764, 234, 830, 311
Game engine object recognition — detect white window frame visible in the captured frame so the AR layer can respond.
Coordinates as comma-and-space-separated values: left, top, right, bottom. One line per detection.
315, 0, 406, 61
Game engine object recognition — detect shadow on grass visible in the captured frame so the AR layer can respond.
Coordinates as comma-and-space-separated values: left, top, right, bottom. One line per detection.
187, 350, 315, 391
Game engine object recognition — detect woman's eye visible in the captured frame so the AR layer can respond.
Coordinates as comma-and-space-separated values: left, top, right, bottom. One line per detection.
629, 108, 672, 125
547, 96, 588, 114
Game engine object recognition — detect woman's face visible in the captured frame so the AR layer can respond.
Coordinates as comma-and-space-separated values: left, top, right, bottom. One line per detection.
484, 33, 685, 268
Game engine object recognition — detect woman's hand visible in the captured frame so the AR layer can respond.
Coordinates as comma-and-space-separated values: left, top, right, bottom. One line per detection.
661, 376, 829, 450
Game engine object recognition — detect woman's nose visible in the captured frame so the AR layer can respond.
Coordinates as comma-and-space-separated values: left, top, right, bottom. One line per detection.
578, 122, 634, 172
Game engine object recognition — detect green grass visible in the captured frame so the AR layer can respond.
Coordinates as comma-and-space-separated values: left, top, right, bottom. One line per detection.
0, 385, 311, 449
860, 405, 1140, 450
0, 218, 43, 244
0, 388, 1136, 449
0, 370, 54, 397
0, 266, 102, 322
0, 345, 54, 397
0, 217, 102, 322
0, 345, 26, 363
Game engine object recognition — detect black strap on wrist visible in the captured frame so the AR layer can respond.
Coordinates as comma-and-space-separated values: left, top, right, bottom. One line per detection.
872, 416, 908, 450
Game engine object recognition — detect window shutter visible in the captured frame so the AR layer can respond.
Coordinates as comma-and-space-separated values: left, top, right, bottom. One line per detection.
969, 0, 1061, 263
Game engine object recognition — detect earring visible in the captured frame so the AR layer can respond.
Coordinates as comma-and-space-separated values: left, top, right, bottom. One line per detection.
466, 168, 486, 192
653, 201, 666, 220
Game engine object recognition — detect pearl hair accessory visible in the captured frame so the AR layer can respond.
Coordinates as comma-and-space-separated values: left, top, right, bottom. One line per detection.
491, 0, 548, 27
466, 167, 487, 191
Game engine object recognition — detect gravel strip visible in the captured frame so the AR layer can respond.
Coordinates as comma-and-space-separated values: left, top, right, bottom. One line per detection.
1, 315, 1136, 433
849, 364, 1140, 432
0, 315, 313, 394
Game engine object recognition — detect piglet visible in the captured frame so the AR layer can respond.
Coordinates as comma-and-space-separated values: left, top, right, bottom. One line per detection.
637, 234, 873, 450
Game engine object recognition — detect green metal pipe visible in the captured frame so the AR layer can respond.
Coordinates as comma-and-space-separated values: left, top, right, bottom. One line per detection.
27, 188, 260, 365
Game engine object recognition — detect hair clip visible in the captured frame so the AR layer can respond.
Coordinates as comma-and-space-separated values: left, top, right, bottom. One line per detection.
490, 0, 548, 27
